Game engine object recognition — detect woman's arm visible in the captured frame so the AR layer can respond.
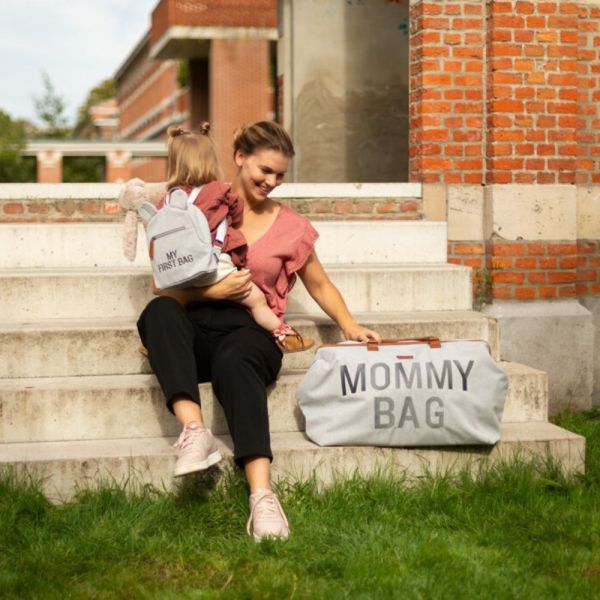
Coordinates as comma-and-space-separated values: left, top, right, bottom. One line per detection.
297, 252, 381, 342
152, 269, 253, 304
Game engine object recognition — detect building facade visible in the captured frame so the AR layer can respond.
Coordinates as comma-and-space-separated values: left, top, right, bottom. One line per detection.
114, 0, 278, 182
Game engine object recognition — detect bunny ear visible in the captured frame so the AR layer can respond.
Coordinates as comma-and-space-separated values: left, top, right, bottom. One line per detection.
138, 202, 157, 225
123, 210, 139, 262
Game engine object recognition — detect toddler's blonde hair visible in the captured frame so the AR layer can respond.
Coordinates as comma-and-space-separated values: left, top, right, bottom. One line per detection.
166, 123, 221, 188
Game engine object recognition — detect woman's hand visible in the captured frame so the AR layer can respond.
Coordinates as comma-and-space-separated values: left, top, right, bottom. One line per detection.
150, 270, 253, 304
343, 322, 382, 343
200, 269, 253, 301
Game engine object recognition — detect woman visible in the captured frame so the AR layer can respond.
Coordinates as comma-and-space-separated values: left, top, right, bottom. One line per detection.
137, 121, 380, 540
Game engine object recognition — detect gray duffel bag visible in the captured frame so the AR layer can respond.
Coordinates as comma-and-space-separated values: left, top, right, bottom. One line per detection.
296, 337, 508, 447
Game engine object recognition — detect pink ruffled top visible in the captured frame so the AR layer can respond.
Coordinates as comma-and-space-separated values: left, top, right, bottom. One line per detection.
244, 204, 319, 320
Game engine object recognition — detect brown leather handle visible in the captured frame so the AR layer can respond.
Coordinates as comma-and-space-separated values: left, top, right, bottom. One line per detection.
366, 337, 442, 351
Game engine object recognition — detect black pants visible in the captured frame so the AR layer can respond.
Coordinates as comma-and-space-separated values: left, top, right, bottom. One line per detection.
137, 296, 283, 467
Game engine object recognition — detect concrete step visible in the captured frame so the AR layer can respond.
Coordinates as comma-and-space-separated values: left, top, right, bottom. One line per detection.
0, 221, 448, 269
1, 263, 472, 322
0, 311, 499, 379
0, 363, 547, 444
0, 423, 584, 502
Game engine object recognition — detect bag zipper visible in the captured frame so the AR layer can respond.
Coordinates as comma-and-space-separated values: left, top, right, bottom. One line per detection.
151, 225, 186, 241
149, 226, 187, 260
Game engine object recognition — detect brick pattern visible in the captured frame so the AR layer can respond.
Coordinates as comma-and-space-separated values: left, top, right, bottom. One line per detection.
577, 3, 600, 184
447, 241, 489, 305
447, 241, 486, 269
410, 0, 598, 185
151, 0, 277, 46
0, 199, 123, 223
487, 0, 579, 184
577, 240, 600, 295
0, 198, 421, 224
131, 158, 168, 183
409, 0, 485, 184
448, 239, 600, 301
118, 62, 187, 139
490, 240, 578, 300
280, 198, 421, 221
210, 39, 274, 181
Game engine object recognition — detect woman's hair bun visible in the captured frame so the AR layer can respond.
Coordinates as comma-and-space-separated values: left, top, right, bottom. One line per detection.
198, 121, 210, 135
167, 125, 186, 138
232, 124, 247, 142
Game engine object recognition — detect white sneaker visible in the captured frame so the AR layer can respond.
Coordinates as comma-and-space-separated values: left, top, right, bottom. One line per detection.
173, 421, 222, 477
247, 488, 290, 541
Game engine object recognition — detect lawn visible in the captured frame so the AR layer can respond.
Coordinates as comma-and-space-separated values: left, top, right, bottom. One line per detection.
1, 410, 599, 599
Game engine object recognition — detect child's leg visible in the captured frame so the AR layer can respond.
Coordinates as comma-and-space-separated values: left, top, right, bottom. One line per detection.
238, 282, 282, 332
238, 282, 315, 353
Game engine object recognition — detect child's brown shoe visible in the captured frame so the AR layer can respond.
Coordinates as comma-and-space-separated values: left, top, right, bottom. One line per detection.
274, 324, 315, 353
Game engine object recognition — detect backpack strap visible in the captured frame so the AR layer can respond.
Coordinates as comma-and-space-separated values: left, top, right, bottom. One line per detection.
165, 185, 203, 207
167, 186, 228, 256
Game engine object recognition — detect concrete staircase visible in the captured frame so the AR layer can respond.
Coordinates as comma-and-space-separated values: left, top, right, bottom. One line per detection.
0, 219, 585, 500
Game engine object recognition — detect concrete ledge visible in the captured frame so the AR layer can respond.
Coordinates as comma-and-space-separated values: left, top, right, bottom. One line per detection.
0, 182, 421, 201
483, 300, 593, 414
1, 263, 471, 321
0, 362, 545, 443
1, 423, 585, 502
0, 311, 499, 378
0, 221, 448, 268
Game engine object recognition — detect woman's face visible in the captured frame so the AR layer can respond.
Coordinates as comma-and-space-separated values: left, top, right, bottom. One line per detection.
235, 148, 289, 204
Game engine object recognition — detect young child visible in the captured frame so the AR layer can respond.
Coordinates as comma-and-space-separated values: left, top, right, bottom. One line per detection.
153, 124, 313, 353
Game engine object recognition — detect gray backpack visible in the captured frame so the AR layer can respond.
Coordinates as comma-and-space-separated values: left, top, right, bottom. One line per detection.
138, 187, 227, 289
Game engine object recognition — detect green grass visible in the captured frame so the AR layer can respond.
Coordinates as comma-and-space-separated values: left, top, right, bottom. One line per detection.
1, 410, 599, 599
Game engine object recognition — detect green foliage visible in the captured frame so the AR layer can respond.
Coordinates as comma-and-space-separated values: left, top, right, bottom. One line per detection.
32, 71, 70, 138
177, 60, 189, 89
62, 156, 106, 183
0, 110, 36, 182
0, 415, 599, 599
73, 78, 115, 139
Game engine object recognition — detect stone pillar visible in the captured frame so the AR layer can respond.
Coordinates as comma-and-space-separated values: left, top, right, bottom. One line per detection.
209, 38, 273, 182
36, 150, 63, 183
279, 0, 409, 182
106, 150, 132, 183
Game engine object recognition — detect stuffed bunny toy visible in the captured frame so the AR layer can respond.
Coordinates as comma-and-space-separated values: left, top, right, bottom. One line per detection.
118, 178, 167, 261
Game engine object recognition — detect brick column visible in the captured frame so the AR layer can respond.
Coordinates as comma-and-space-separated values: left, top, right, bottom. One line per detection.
576, 1, 600, 184
106, 150, 132, 183
409, 0, 485, 184
487, 0, 579, 185
36, 150, 63, 183
209, 39, 273, 181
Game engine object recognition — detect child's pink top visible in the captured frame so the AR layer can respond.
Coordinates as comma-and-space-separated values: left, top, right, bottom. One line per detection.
245, 204, 319, 320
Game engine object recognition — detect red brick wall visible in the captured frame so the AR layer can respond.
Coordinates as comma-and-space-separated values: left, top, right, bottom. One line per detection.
577, 240, 600, 295
577, 3, 600, 184
487, 0, 579, 185
118, 62, 188, 139
410, 0, 595, 185
151, 0, 276, 46
131, 158, 168, 183
409, 0, 485, 184
448, 239, 586, 302
0, 196, 421, 223
210, 39, 274, 181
